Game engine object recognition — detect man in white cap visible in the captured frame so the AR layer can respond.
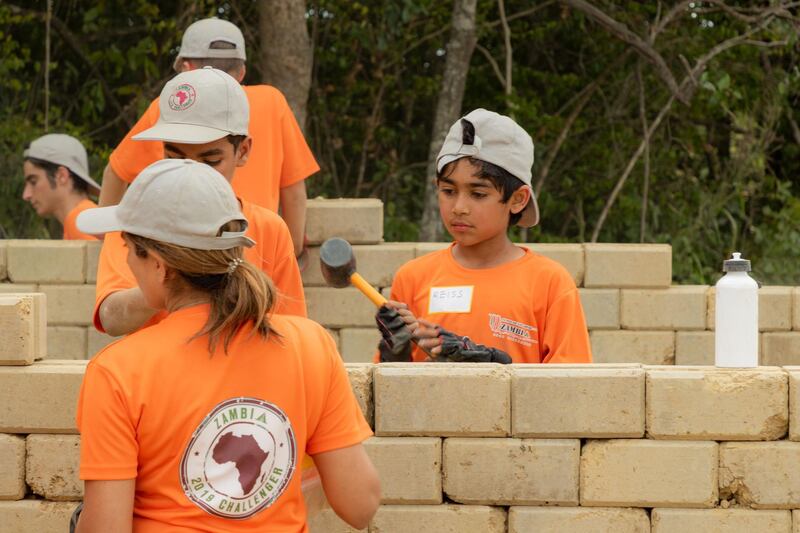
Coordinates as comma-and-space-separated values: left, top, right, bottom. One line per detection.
98, 17, 317, 263
91, 67, 305, 337
23, 133, 101, 240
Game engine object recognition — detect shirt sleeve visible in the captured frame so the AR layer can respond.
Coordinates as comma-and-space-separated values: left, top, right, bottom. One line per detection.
93, 232, 137, 332
77, 360, 139, 480
277, 93, 319, 188
540, 284, 593, 364
108, 99, 163, 184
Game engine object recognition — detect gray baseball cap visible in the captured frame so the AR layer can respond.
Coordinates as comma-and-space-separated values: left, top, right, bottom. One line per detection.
436, 109, 540, 227
23, 133, 101, 192
178, 18, 246, 60
76, 158, 255, 250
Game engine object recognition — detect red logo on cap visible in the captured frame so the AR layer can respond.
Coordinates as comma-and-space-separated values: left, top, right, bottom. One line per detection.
168, 83, 197, 111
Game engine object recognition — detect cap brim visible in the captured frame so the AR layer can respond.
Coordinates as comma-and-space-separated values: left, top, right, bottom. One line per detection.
76, 205, 123, 236
132, 123, 229, 144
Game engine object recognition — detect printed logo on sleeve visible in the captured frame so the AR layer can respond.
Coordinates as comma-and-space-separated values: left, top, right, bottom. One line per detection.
179, 397, 296, 520
489, 313, 537, 347
428, 286, 474, 314
168, 83, 197, 111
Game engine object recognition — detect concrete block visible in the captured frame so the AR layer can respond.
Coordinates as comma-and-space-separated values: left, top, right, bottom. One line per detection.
793, 288, 800, 331
364, 437, 441, 504
581, 439, 718, 508
47, 327, 87, 360
6, 240, 86, 283
308, 508, 364, 532
0, 361, 86, 433
0, 242, 6, 280
306, 287, 375, 328
512, 366, 644, 438
306, 198, 383, 244
303, 244, 415, 288
579, 289, 620, 330
521, 243, 584, 286
790, 371, 800, 441
370, 504, 506, 532
85, 241, 101, 283
26, 435, 81, 500
87, 328, 118, 358
39, 285, 95, 326
762, 333, 800, 366
646, 368, 788, 440
414, 242, 450, 257
590, 330, 674, 364
346, 363, 373, 427
620, 286, 708, 330
375, 364, 510, 437
651, 508, 791, 532
795, 510, 800, 533
583, 243, 671, 288
339, 329, 380, 363
675, 331, 714, 365
444, 438, 579, 505
720, 442, 800, 508
509, 507, 650, 533
0, 294, 46, 365
0, 434, 25, 500
0, 500, 79, 533
708, 287, 794, 331
0, 283, 37, 293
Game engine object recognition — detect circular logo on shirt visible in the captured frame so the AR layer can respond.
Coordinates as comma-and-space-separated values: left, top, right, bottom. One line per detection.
168, 83, 197, 111
179, 397, 296, 519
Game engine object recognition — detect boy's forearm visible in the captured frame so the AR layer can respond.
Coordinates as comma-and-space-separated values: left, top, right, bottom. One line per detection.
99, 288, 157, 337
98, 164, 128, 207
279, 181, 307, 257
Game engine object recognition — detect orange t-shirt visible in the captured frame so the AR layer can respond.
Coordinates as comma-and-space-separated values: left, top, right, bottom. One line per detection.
109, 85, 319, 211
77, 305, 372, 532
63, 198, 99, 240
92, 199, 306, 333
382, 244, 592, 364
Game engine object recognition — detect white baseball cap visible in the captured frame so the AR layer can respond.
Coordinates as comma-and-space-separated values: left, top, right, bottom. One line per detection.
132, 67, 249, 144
436, 109, 540, 228
76, 159, 255, 250
178, 18, 246, 60
23, 133, 101, 192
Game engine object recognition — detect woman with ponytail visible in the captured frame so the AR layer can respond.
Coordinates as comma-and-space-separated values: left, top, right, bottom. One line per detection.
73, 159, 379, 533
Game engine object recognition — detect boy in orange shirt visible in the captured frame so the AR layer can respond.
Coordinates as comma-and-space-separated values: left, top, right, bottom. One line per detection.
376, 109, 592, 364
99, 17, 318, 260
91, 68, 305, 337
22, 134, 100, 240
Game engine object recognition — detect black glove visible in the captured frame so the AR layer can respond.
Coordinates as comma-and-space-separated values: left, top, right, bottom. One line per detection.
436, 328, 512, 364
375, 305, 412, 362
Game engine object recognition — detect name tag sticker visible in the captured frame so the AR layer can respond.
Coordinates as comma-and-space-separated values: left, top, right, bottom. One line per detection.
428, 286, 474, 314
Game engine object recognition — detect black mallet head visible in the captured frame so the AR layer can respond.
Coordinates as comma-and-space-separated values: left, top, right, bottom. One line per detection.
319, 237, 356, 288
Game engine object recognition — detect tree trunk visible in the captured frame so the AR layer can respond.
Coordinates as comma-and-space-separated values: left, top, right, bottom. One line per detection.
419, 0, 478, 241
258, 0, 313, 131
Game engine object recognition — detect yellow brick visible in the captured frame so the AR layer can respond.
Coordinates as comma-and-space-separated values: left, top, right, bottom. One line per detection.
590, 330, 675, 365
720, 442, 800, 508
793, 289, 800, 331
522, 243, 584, 286
0, 242, 6, 280
651, 509, 791, 532
444, 438, 579, 505
581, 440, 718, 507
0, 361, 86, 433
509, 507, 650, 533
346, 363, 373, 427
584, 243, 671, 288
620, 286, 707, 330
306, 198, 383, 244
308, 508, 364, 532
26, 435, 81, 500
0, 434, 25, 500
795, 510, 800, 533
339, 329, 380, 363
370, 504, 506, 532
0, 283, 37, 293
0, 294, 46, 365
761, 333, 800, 366
0, 500, 79, 533
708, 287, 794, 331
374, 364, 510, 437
646, 368, 787, 440
303, 244, 415, 288
39, 285, 95, 326
675, 331, 714, 365
86, 241, 101, 283
511, 366, 644, 438
789, 371, 800, 441
87, 328, 119, 358
306, 287, 376, 328
364, 437, 441, 504
6, 240, 86, 283
47, 327, 87, 360
580, 289, 620, 330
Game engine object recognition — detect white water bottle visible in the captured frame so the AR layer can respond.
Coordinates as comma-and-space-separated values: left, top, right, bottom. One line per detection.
715, 252, 758, 367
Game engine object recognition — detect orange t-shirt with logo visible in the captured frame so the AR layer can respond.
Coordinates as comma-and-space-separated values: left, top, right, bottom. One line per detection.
382, 244, 592, 364
92, 199, 306, 333
77, 306, 372, 532
63, 198, 99, 240
109, 85, 319, 212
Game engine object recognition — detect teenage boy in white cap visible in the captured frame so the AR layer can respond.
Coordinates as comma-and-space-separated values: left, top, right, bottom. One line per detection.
98, 17, 317, 261
375, 109, 592, 364
22, 134, 101, 240
91, 67, 305, 337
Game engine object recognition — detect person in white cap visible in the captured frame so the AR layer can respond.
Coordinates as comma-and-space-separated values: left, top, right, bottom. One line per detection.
22, 133, 101, 240
98, 17, 317, 263
373, 109, 592, 364
91, 67, 305, 337
74, 158, 379, 533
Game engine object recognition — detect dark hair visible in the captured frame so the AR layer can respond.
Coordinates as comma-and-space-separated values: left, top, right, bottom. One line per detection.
436, 119, 526, 226
226, 135, 247, 151
177, 41, 245, 77
24, 157, 90, 195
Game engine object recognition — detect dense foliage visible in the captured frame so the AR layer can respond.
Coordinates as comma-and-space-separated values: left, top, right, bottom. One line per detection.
2, 1, 799, 283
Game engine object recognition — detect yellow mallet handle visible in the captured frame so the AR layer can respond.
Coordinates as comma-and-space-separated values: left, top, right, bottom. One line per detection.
349, 272, 387, 307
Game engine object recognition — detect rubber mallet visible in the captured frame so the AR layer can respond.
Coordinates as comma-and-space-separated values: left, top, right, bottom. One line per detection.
319, 237, 387, 307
